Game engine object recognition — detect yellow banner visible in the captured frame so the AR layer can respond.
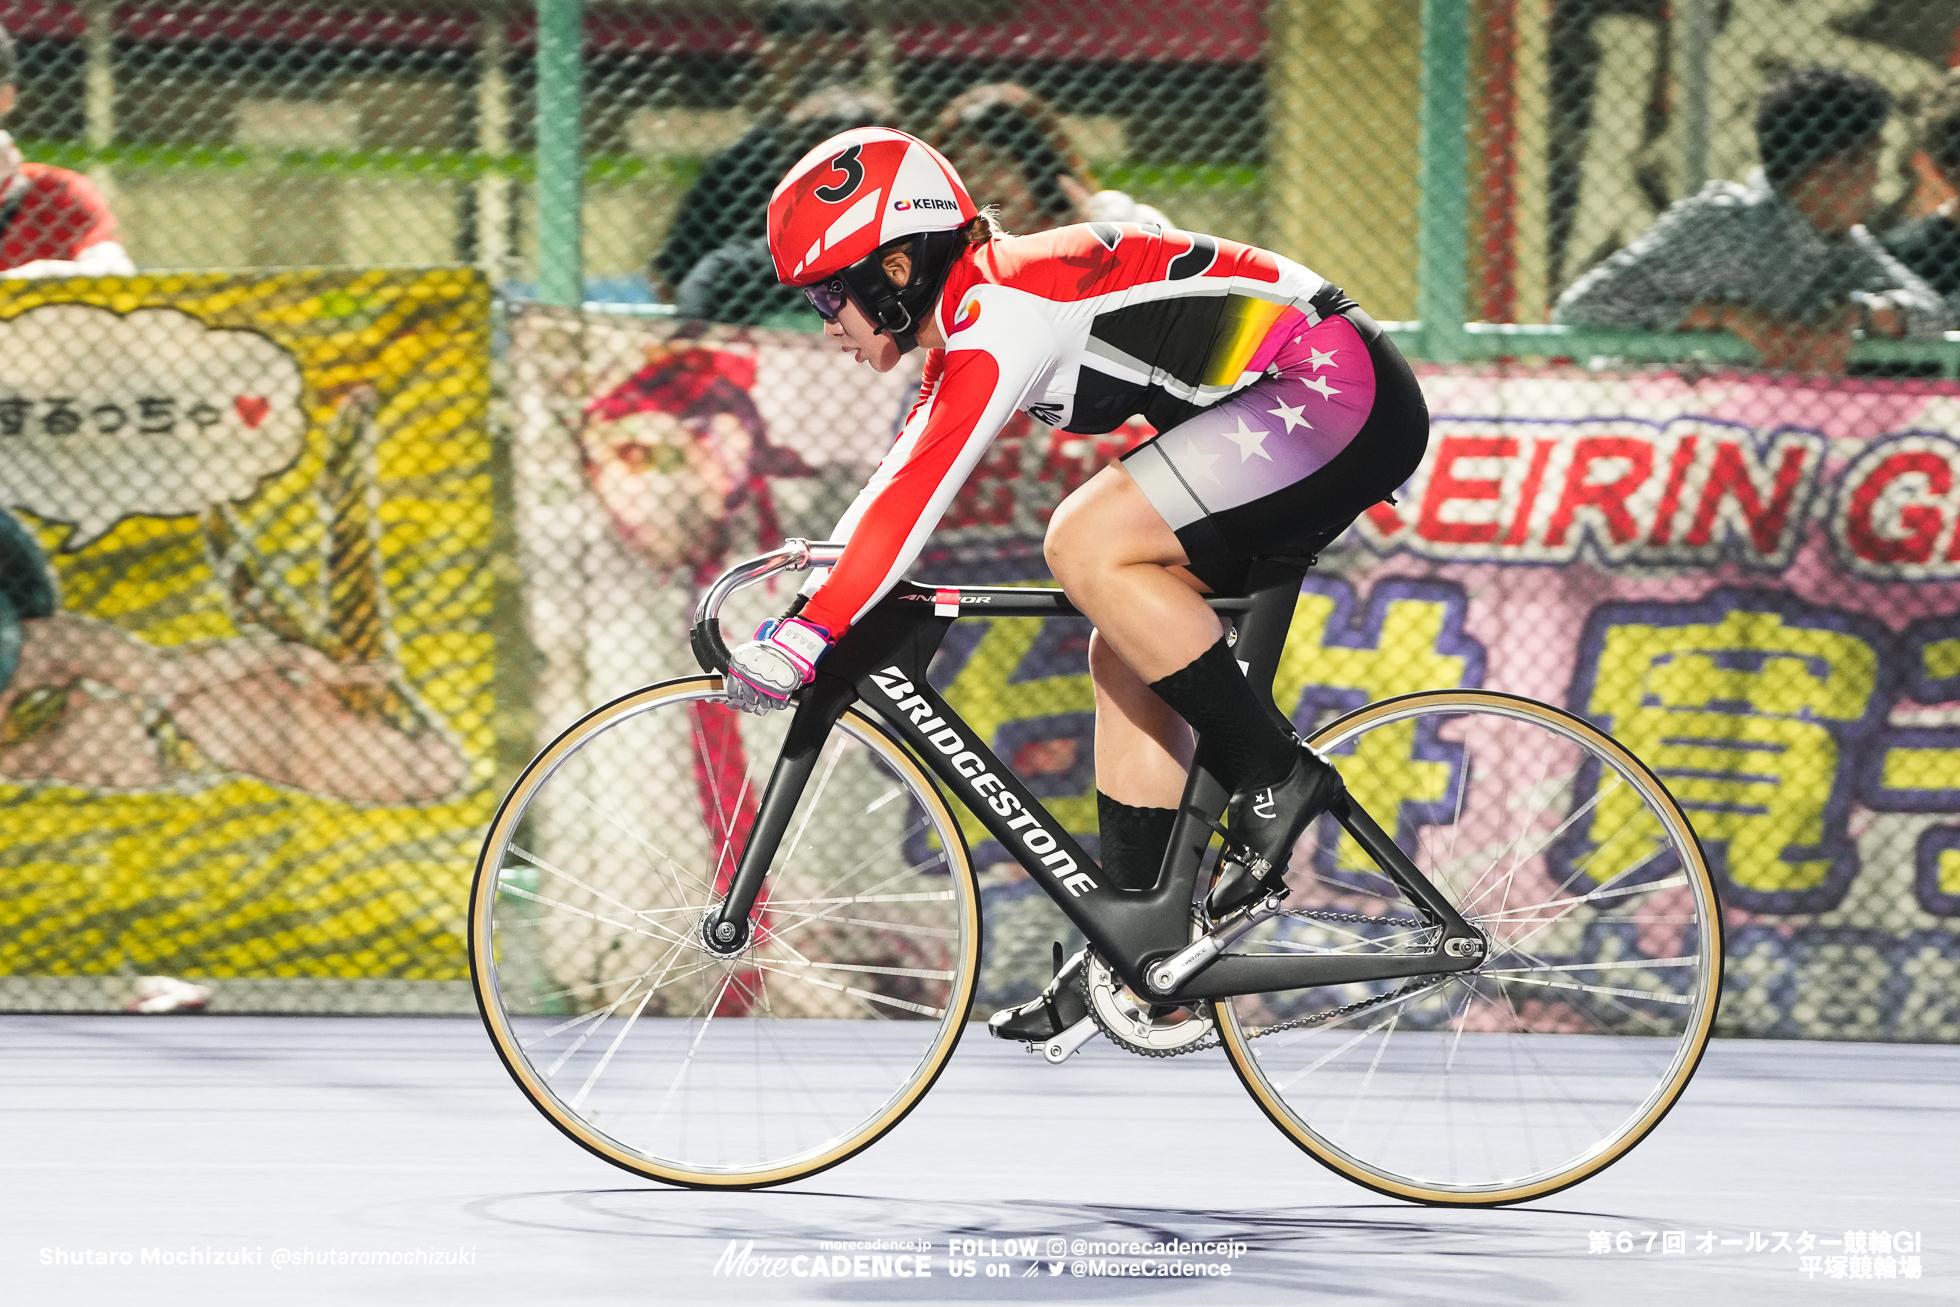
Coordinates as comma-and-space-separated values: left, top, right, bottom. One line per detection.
0, 269, 498, 981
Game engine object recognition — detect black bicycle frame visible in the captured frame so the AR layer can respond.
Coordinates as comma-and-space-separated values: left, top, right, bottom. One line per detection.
695, 559, 1483, 1002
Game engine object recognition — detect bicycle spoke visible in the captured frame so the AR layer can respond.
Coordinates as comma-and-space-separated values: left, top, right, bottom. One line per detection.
476, 685, 975, 1183
1458, 755, 1557, 918
748, 959, 948, 1018
758, 959, 957, 982
647, 972, 736, 1125
1490, 972, 1693, 1006
508, 843, 707, 940
565, 785, 716, 901
496, 879, 677, 945
760, 911, 959, 942
1221, 693, 1718, 1202
1464, 767, 1615, 919
690, 709, 757, 885
759, 889, 959, 907
572, 981, 663, 1110
1479, 872, 1689, 921
1479, 940, 1685, 1035
1492, 871, 1690, 957
1480, 956, 1697, 976
1338, 1014, 1398, 1136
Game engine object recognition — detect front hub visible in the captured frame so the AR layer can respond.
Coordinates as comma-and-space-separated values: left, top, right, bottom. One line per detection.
701, 911, 751, 955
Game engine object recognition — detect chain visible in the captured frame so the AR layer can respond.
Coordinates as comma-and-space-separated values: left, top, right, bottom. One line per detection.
1103, 973, 1453, 1053
1281, 908, 1433, 929
1085, 952, 1449, 1057
1244, 975, 1453, 1040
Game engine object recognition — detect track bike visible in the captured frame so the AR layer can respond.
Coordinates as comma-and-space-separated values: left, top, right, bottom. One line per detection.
470, 539, 1722, 1205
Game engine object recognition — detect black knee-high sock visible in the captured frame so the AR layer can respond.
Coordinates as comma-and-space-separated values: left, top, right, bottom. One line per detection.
1147, 636, 1297, 794
1097, 791, 1179, 892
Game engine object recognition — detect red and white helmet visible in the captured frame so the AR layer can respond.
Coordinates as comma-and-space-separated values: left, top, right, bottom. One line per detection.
768, 127, 977, 287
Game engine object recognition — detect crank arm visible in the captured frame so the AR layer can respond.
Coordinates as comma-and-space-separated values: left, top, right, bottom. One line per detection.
1041, 1014, 1101, 1064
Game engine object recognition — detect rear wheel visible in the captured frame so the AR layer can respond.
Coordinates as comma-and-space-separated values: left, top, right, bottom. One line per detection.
1216, 689, 1721, 1205
470, 676, 980, 1188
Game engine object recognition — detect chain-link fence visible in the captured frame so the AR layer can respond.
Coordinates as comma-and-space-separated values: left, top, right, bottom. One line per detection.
3, 3, 1956, 321
3, 2, 1959, 1036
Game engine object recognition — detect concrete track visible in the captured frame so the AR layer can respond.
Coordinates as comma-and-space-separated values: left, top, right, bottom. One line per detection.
4, 1016, 1953, 1305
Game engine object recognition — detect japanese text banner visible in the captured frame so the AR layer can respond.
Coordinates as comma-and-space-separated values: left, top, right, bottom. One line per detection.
0, 269, 501, 1001
920, 366, 1960, 1037
1325, 368, 1959, 1040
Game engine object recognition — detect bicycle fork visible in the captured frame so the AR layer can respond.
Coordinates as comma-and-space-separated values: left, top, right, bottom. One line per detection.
701, 677, 857, 954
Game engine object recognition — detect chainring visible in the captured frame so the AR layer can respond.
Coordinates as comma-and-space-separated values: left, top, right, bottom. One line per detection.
1082, 950, 1217, 1058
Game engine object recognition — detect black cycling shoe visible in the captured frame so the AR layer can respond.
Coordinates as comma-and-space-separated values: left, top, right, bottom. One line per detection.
1205, 744, 1346, 918
987, 944, 1090, 1043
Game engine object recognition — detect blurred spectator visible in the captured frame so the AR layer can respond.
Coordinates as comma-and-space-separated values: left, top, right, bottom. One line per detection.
1085, 187, 1173, 231
673, 87, 892, 328
931, 84, 1097, 234
0, 22, 134, 280
1883, 70, 1960, 316
649, 3, 864, 308
1555, 66, 1946, 374
930, 84, 1170, 236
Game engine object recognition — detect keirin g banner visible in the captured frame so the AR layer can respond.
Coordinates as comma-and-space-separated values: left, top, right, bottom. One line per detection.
1320, 366, 1960, 1041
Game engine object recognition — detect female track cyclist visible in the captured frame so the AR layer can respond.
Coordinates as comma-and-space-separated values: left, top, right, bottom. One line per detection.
725, 128, 1430, 1041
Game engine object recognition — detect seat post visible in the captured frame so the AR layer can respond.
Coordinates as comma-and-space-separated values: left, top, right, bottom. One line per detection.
1228, 556, 1312, 737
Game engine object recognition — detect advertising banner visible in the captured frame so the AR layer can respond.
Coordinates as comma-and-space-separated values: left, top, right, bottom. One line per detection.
920, 367, 1960, 1037
0, 269, 498, 994
507, 306, 916, 729
1334, 369, 1960, 1040
509, 307, 1960, 1037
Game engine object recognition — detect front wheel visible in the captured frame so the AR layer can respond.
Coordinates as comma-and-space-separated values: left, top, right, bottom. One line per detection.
469, 676, 981, 1188
1216, 689, 1722, 1205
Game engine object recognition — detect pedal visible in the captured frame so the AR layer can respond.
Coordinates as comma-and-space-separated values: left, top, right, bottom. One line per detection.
1188, 806, 1283, 919
1207, 851, 1285, 919
987, 943, 1090, 1043
1041, 1014, 1101, 1064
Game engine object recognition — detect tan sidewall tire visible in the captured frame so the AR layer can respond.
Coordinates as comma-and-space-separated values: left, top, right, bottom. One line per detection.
1216, 688, 1723, 1206
468, 675, 981, 1189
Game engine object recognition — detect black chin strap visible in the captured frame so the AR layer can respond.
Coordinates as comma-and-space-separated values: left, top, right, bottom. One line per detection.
838, 228, 970, 355
840, 258, 919, 352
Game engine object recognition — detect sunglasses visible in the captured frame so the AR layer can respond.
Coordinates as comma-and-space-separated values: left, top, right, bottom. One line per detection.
802, 277, 850, 322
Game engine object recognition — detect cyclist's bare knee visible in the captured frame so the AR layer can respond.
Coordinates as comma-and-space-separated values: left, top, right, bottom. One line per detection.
1047, 464, 1185, 583
1043, 488, 1103, 581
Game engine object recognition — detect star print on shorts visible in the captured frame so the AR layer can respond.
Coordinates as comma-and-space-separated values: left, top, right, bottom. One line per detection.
1120, 312, 1378, 528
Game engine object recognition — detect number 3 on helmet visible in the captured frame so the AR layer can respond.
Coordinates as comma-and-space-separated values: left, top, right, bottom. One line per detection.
767, 127, 980, 354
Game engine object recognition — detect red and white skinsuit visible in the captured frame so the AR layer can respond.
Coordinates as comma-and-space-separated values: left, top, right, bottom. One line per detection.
799, 220, 1391, 635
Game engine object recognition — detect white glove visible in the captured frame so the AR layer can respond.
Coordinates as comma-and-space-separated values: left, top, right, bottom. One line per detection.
724, 616, 831, 714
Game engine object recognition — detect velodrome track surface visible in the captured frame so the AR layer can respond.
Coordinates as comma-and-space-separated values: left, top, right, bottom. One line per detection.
5, 1016, 1953, 1305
